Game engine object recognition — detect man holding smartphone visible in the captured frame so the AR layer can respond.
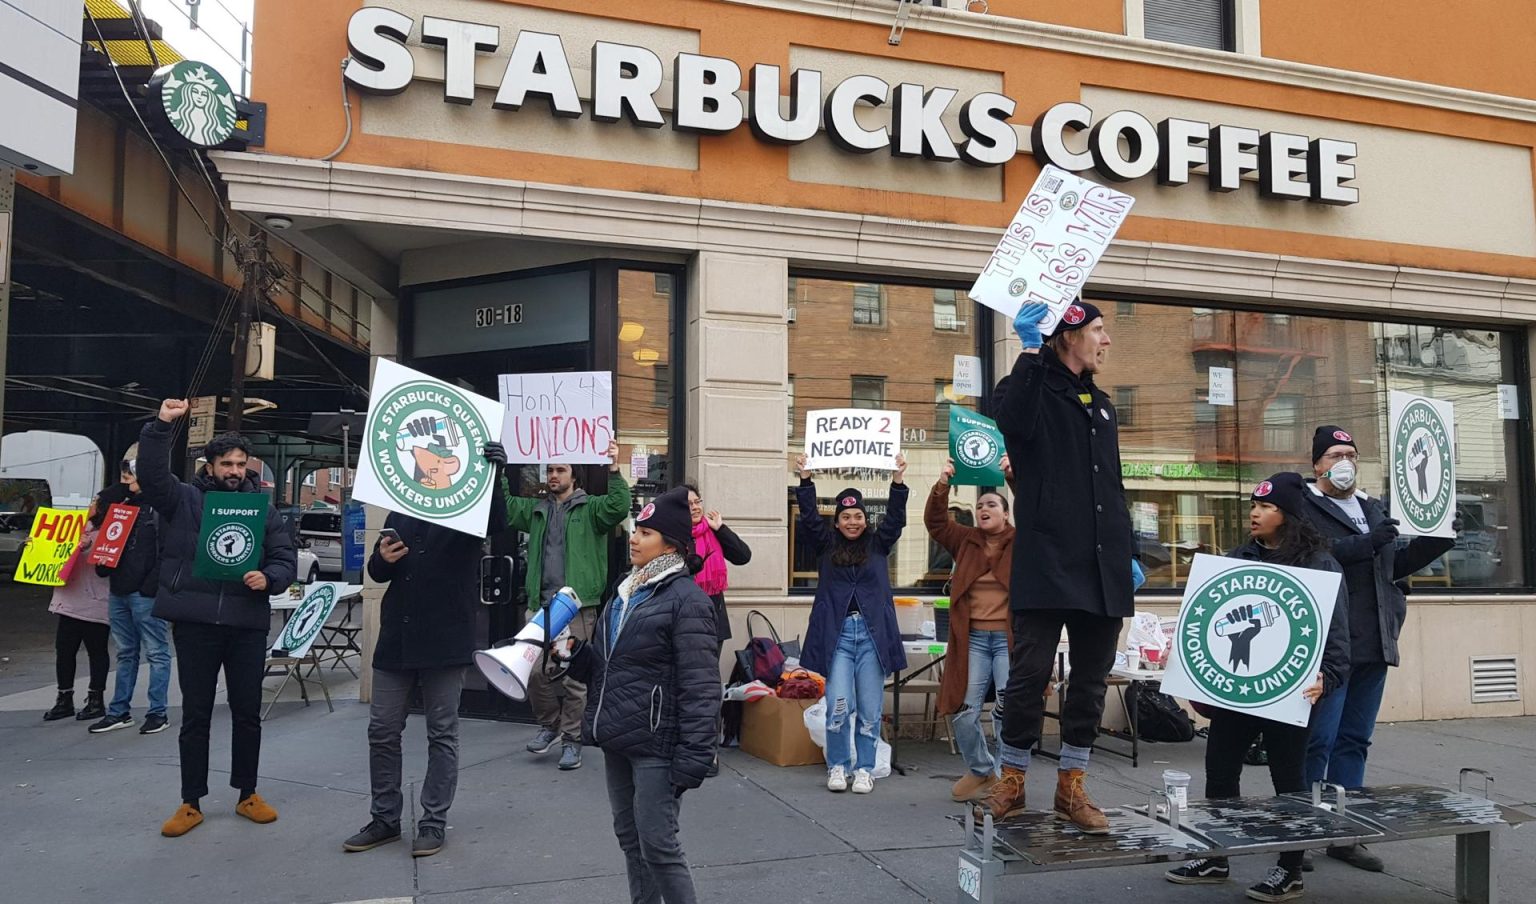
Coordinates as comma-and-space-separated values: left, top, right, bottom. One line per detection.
343, 442, 509, 858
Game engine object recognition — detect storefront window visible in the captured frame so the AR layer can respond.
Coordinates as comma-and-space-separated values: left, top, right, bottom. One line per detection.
1101, 300, 1529, 591
615, 269, 678, 501
788, 275, 990, 591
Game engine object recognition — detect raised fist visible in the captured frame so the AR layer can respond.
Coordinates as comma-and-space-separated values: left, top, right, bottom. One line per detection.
159, 399, 190, 423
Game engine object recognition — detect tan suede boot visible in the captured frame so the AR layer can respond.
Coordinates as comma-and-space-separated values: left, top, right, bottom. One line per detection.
971, 766, 1027, 821
951, 772, 999, 802
1054, 768, 1110, 834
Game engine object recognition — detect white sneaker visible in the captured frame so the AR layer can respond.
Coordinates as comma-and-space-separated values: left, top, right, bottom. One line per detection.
827, 766, 849, 792
851, 770, 874, 794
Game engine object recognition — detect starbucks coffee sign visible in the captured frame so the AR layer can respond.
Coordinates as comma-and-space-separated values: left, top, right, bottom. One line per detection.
341, 8, 1359, 205
1388, 391, 1457, 538
148, 61, 238, 148
1160, 553, 1341, 728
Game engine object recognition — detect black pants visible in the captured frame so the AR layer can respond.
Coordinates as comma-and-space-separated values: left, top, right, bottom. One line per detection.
173, 622, 267, 802
1000, 609, 1123, 753
1205, 709, 1309, 870
55, 615, 110, 692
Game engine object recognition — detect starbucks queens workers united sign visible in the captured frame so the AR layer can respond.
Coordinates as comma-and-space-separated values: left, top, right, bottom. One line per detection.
1388, 391, 1457, 538
1159, 553, 1340, 728
352, 359, 506, 537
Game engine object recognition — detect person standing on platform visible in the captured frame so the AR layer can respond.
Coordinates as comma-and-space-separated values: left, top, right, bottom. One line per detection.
795, 452, 909, 796
926, 456, 1016, 802
140, 399, 297, 838
1166, 472, 1350, 902
43, 506, 111, 724
506, 441, 631, 772
975, 300, 1145, 834
1300, 425, 1455, 872
343, 442, 509, 858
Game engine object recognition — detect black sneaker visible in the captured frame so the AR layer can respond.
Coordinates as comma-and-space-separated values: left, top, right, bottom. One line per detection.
140, 713, 170, 735
1326, 844, 1384, 872
88, 713, 134, 734
343, 820, 401, 852
1166, 858, 1231, 884
558, 743, 582, 771
526, 728, 559, 754
1247, 866, 1304, 902
412, 826, 444, 858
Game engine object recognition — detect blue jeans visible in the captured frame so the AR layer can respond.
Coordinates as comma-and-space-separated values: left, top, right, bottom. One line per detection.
825, 614, 885, 774
1306, 660, 1389, 788
107, 592, 171, 717
953, 628, 1009, 777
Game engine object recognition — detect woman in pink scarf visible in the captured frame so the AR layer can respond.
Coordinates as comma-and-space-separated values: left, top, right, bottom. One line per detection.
683, 484, 752, 649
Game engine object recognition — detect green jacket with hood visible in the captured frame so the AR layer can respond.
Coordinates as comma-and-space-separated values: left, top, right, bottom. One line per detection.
504, 471, 631, 610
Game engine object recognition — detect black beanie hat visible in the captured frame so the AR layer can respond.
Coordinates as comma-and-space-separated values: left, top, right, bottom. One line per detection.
1048, 300, 1104, 338
834, 488, 867, 519
1311, 425, 1357, 463
636, 486, 694, 554
1251, 472, 1309, 522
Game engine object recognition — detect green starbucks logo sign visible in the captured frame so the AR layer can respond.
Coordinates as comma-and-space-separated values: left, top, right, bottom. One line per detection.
366, 380, 493, 522
152, 61, 237, 147
1393, 399, 1453, 533
955, 428, 999, 470
206, 522, 256, 567
1178, 565, 1323, 709
277, 584, 337, 653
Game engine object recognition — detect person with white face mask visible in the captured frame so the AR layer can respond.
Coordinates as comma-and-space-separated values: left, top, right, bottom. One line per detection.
1299, 425, 1455, 874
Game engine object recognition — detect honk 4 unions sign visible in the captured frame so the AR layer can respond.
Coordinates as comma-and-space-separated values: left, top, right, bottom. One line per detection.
342, 8, 1359, 206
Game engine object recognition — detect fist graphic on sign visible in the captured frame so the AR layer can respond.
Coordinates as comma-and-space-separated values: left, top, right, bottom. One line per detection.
1215, 602, 1279, 672
1409, 435, 1433, 497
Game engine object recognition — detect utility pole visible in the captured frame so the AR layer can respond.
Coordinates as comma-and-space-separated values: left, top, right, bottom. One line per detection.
228, 228, 265, 432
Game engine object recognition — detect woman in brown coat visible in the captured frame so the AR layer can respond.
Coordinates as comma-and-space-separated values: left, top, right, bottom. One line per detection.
926, 457, 1015, 802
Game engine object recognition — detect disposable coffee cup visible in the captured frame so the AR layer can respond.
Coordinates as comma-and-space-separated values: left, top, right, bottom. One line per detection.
1125, 648, 1141, 670
1163, 769, 1191, 810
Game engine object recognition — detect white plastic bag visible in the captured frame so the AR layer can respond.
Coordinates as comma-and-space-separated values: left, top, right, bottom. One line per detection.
1127, 611, 1170, 661
802, 696, 893, 779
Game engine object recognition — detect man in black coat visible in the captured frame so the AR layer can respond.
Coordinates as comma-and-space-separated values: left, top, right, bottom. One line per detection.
140, 398, 297, 838
343, 442, 509, 859
976, 300, 1143, 835
1300, 425, 1455, 871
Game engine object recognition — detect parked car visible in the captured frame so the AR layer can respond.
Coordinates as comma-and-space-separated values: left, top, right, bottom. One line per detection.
296, 544, 321, 585
298, 509, 343, 575
0, 511, 37, 578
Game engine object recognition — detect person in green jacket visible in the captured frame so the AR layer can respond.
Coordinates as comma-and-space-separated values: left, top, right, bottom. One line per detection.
505, 440, 631, 771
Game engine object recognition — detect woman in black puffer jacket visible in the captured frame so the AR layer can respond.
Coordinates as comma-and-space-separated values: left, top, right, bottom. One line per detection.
560, 486, 718, 904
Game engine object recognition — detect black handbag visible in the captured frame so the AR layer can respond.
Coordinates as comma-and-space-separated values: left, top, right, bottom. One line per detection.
734, 610, 801, 687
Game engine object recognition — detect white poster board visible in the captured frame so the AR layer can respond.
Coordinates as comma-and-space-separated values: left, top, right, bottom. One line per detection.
1208, 367, 1235, 407
1160, 554, 1341, 728
498, 371, 614, 464
272, 582, 346, 659
1497, 384, 1519, 420
952, 355, 983, 398
1388, 391, 1456, 538
353, 359, 505, 538
968, 165, 1135, 335
804, 409, 902, 471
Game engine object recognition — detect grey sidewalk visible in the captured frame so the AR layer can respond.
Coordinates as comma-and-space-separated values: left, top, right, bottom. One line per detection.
0, 689, 1530, 904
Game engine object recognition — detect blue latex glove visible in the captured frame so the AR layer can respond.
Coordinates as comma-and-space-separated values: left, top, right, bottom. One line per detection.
1131, 558, 1146, 592
1013, 302, 1050, 349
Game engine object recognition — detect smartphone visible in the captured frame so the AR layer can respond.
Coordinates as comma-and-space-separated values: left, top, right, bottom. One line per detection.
379, 528, 401, 544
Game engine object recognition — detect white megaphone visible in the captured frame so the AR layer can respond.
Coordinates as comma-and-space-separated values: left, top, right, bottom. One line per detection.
474, 587, 582, 701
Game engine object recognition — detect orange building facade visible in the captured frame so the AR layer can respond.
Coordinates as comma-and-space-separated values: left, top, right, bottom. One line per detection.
219, 0, 1536, 718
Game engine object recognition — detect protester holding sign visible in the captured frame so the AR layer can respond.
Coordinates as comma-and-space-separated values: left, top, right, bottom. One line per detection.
1165, 472, 1350, 902
345, 444, 509, 859
43, 508, 111, 724
90, 451, 171, 737
138, 399, 297, 838
977, 300, 1143, 834
1299, 425, 1455, 872
507, 440, 631, 772
927, 457, 1016, 802
794, 452, 909, 795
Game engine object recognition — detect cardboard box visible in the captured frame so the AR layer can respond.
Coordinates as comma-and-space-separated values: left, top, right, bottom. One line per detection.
740, 697, 826, 767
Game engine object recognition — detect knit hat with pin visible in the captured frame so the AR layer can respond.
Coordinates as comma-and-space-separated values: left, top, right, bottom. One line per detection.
834, 488, 867, 518
1250, 472, 1309, 521
635, 486, 694, 551
1048, 300, 1104, 338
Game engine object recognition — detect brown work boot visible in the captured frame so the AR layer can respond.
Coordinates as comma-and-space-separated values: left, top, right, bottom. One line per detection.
1054, 768, 1110, 834
972, 766, 1027, 821
161, 803, 204, 838
951, 772, 999, 803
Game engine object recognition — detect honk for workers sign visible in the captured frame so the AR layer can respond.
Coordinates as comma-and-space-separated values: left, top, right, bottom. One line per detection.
497, 371, 614, 465
1388, 391, 1456, 538
195, 492, 269, 581
354, 359, 506, 538
1159, 553, 1340, 728
14, 508, 87, 586
804, 409, 901, 471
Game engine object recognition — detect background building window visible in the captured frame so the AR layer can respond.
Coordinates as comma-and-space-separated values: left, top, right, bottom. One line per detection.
851, 376, 886, 409
1118, 300, 1137, 319
1114, 386, 1138, 427
1145, 0, 1234, 51
1262, 395, 1302, 453
653, 273, 672, 297
652, 364, 671, 408
933, 289, 965, 331
852, 284, 885, 326
616, 269, 677, 497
